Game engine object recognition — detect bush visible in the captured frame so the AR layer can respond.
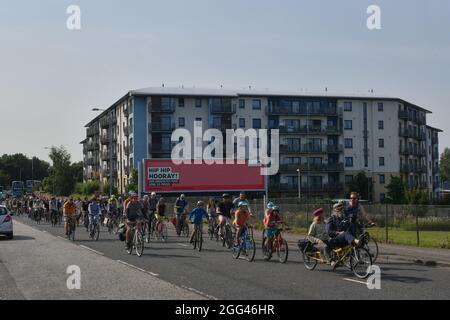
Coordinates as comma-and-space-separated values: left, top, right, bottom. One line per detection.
399, 217, 450, 232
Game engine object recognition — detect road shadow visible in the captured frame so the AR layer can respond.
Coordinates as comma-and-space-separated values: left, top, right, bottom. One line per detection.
0, 235, 35, 241
141, 252, 201, 259
379, 273, 433, 284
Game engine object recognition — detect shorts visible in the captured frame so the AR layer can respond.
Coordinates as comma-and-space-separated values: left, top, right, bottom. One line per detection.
264, 228, 279, 238
64, 215, 75, 223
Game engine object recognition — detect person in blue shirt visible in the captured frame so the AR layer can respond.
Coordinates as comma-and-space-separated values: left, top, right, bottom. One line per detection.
188, 201, 209, 244
88, 197, 101, 234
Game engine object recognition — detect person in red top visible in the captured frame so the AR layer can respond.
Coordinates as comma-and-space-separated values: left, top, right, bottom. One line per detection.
263, 202, 282, 254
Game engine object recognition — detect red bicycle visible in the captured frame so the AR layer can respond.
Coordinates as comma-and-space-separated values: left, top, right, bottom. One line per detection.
262, 222, 289, 263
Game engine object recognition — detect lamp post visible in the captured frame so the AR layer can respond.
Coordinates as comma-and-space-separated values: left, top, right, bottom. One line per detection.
297, 168, 301, 202
44, 147, 55, 195
93, 108, 113, 197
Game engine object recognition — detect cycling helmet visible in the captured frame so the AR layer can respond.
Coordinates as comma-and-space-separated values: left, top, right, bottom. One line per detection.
238, 200, 249, 208
222, 193, 231, 198
151, 192, 156, 197
197, 201, 205, 207
272, 205, 280, 212
180, 194, 185, 199
266, 201, 275, 209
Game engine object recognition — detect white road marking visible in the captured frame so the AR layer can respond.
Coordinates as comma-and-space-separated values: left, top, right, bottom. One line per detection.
116, 260, 159, 277
343, 278, 368, 285
180, 285, 218, 300
177, 243, 188, 247
79, 245, 104, 256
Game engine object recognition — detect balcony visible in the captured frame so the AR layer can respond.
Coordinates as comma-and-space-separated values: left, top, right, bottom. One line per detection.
417, 165, 427, 174
399, 128, 409, 138
124, 145, 130, 155
124, 106, 129, 117
148, 122, 176, 133
101, 151, 117, 161
100, 133, 115, 144
400, 164, 410, 173
149, 102, 176, 113
151, 144, 174, 154
211, 104, 236, 114
124, 165, 130, 176
278, 183, 344, 192
398, 110, 409, 119
269, 106, 339, 116
418, 116, 426, 126
432, 136, 438, 145
86, 141, 96, 151
123, 126, 129, 136
417, 132, 426, 141
279, 163, 344, 173
433, 150, 439, 159
86, 127, 97, 137
279, 125, 341, 135
100, 116, 117, 128
400, 146, 410, 155
86, 158, 95, 166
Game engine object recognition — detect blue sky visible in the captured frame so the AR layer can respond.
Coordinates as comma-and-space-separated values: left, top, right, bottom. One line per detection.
0, 0, 449, 162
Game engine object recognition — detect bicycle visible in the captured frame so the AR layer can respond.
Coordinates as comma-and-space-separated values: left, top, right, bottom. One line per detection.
358, 223, 379, 263
51, 210, 59, 227
154, 215, 168, 243
302, 241, 373, 279
107, 212, 120, 235
262, 222, 289, 263
191, 223, 203, 251
126, 218, 145, 257
89, 215, 100, 241
232, 225, 256, 262
66, 216, 76, 241
177, 214, 190, 238
33, 208, 42, 224
208, 216, 219, 241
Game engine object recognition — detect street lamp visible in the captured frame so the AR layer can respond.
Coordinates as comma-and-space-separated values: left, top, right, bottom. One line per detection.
92, 108, 113, 196
297, 168, 301, 201
44, 147, 55, 195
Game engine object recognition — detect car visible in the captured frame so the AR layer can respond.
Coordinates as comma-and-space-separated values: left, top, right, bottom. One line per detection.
0, 205, 13, 239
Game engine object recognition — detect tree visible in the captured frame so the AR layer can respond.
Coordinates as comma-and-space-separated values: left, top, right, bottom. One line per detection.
385, 175, 407, 204
0, 154, 50, 184
0, 170, 11, 187
440, 148, 450, 183
126, 169, 138, 193
47, 146, 78, 196
347, 172, 369, 200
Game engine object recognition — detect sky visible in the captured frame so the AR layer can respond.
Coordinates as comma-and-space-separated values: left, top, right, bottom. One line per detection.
0, 0, 449, 163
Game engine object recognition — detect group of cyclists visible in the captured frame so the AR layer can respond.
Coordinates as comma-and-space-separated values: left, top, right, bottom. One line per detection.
2, 190, 375, 267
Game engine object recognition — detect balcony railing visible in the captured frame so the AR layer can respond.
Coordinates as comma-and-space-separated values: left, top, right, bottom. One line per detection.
100, 116, 117, 128
148, 122, 176, 132
278, 183, 344, 192
123, 126, 129, 136
124, 106, 129, 117
279, 125, 341, 135
124, 145, 130, 155
124, 165, 130, 176
279, 163, 344, 172
149, 103, 176, 113
280, 144, 343, 154
432, 137, 438, 145
269, 106, 339, 116
101, 151, 117, 161
86, 158, 95, 166
211, 104, 236, 114
398, 110, 408, 119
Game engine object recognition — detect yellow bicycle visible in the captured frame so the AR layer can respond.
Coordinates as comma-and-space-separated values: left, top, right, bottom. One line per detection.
302, 242, 373, 279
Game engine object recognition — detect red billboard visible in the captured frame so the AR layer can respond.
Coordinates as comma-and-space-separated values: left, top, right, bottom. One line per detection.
144, 159, 265, 193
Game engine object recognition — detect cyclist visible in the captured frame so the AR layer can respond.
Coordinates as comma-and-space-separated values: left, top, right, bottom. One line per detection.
307, 208, 332, 264
233, 200, 253, 246
188, 201, 209, 244
174, 194, 189, 236
63, 198, 77, 237
125, 193, 143, 251
49, 197, 58, 224
326, 201, 360, 255
207, 198, 218, 236
88, 197, 101, 235
345, 192, 375, 236
233, 192, 251, 213
82, 197, 90, 231
263, 203, 282, 254
216, 193, 235, 238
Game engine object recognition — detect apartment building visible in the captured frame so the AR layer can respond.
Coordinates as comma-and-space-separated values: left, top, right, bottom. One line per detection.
81, 87, 442, 202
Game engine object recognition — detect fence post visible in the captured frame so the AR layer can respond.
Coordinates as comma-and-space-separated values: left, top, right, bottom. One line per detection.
385, 203, 388, 244
415, 210, 420, 246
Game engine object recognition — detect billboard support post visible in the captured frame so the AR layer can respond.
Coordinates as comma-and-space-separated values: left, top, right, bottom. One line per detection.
138, 159, 143, 199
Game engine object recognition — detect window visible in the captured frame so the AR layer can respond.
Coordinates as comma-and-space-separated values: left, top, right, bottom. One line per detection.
345, 157, 354, 167
178, 117, 185, 127
252, 100, 261, 110
378, 121, 384, 130
379, 174, 385, 184
252, 118, 262, 129
179, 98, 184, 108
195, 117, 202, 122
379, 157, 385, 166
378, 103, 384, 112
344, 102, 352, 111
379, 139, 384, 148
344, 138, 353, 149
344, 120, 352, 130
239, 99, 245, 109
345, 175, 354, 185
239, 118, 245, 128
196, 98, 202, 108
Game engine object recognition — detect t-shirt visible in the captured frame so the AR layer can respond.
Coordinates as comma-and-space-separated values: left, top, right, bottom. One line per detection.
234, 209, 250, 226
157, 203, 166, 216
217, 202, 235, 219
64, 202, 76, 215
175, 198, 188, 214
264, 211, 281, 229
149, 197, 158, 211
126, 201, 142, 222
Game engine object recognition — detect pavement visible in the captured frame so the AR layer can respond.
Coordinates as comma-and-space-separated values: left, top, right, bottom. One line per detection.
1, 216, 450, 300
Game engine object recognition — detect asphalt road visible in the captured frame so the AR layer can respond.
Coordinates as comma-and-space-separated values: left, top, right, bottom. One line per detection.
5, 215, 450, 300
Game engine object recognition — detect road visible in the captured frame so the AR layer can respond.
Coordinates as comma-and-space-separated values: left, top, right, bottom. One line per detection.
2, 215, 450, 300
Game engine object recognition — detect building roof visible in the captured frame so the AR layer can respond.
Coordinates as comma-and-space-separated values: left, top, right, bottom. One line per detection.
426, 125, 443, 132
83, 86, 433, 127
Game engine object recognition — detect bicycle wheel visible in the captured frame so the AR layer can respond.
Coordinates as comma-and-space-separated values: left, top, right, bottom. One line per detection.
350, 247, 373, 279
232, 242, 241, 259
94, 224, 100, 241
135, 232, 144, 257
244, 237, 256, 262
302, 249, 318, 270
365, 235, 379, 263
198, 230, 203, 252
192, 228, 197, 249
183, 222, 190, 238
276, 238, 288, 264
262, 236, 272, 261
225, 226, 233, 249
